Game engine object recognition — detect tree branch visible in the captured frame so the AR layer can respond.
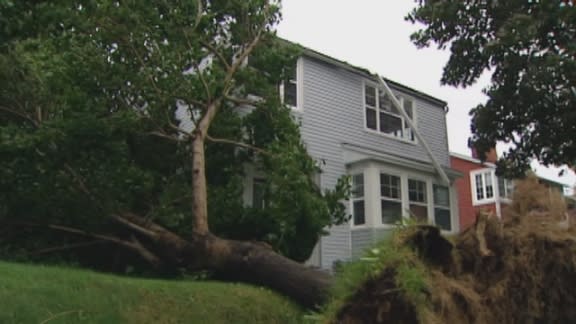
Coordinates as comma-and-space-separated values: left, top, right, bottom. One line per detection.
30, 240, 110, 255
62, 164, 105, 211
45, 224, 135, 247
200, 40, 232, 71
222, 4, 271, 94
0, 105, 39, 127
147, 130, 182, 142
225, 94, 264, 107
193, 0, 204, 31
206, 135, 268, 155
36, 222, 163, 268
112, 214, 158, 239
190, 59, 213, 102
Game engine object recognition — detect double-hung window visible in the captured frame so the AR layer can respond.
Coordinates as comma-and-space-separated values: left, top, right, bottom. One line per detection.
364, 84, 415, 141
280, 64, 299, 108
380, 173, 402, 224
471, 169, 496, 204
408, 179, 428, 223
351, 174, 365, 226
433, 184, 451, 231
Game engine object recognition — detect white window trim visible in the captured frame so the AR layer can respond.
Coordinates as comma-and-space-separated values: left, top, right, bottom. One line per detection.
279, 57, 303, 111
379, 172, 403, 226
407, 177, 430, 220
470, 168, 497, 206
350, 172, 367, 228
348, 164, 456, 233
432, 183, 453, 232
362, 81, 418, 144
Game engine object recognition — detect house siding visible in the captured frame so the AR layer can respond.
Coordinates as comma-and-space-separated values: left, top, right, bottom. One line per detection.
450, 156, 498, 231
351, 228, 393, 258
298, 56, 451, 268
299, 57, 450, 169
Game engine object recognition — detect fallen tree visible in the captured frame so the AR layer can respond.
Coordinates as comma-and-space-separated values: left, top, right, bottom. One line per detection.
0, 0, 345, 309
332, 176, 576, 323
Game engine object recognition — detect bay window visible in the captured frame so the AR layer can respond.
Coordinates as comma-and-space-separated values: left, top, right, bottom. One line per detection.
349, 166, 455, 232
433, 184, 452, 231
380, 173, 402, 224
351, 173, 365, 226
408, 179, 428, 223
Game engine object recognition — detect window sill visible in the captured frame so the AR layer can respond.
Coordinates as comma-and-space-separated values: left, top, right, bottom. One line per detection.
363, 128, 418, 145
472, 198, 497, 206
351, 223, 401, 230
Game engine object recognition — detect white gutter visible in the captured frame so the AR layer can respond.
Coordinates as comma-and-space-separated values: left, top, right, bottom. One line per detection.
376, 75, 451, 185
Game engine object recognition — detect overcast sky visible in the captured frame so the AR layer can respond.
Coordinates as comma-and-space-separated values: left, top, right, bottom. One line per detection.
276, 0, 576, 191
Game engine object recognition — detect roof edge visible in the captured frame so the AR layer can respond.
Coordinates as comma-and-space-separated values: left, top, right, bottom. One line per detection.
279, 38, 448, 109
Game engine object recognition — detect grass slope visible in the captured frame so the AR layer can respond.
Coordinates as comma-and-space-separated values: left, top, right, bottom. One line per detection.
0, 261, 304, 324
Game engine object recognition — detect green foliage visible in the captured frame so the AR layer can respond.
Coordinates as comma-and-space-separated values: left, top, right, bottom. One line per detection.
323, 228, 429, 322
0, 261, 304, 323
408, 0, 576, 175
0, 0, 348, 271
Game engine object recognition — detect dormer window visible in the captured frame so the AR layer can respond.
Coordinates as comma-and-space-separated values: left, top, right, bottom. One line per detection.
364, 84, 415, 141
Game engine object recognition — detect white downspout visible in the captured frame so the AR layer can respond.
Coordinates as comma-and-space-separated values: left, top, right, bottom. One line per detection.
376, 75, 451, 185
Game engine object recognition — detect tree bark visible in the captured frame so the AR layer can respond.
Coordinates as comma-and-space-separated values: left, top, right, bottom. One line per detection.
191, 134, 209, 234
201, 235, 332, 309
116, 212, 332, 308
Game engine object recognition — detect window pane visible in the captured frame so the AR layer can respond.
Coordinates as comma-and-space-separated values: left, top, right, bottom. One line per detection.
366, 108, 377, 130
379, 92, 392, 111
475, 174, 484, 200
409, 204, 428, 223
381, 200, 402, 224
433, 185, 450, 207
403, 99, 415, 141
404, 99, 414, 119
408, 179, 426, 203
252, 179, 266, 209
434, 208, 451, 231
352, 174, 364, 198
353, 200, 365, 225
286, 67, 297, 81
365, 85, 376, 107
379, 112, 403, 137
284, 81, 297, 107
484, 172, 494, 198
381, 174, 401, 199
499, 178, 513, 199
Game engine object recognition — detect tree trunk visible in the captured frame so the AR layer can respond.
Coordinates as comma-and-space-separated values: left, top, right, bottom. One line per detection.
201, 235, 332, 309
117, 212, 332, 308
191, 134, 209, 234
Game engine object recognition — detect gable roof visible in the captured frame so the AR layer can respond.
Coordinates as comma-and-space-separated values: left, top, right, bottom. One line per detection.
279, 38, 448, 110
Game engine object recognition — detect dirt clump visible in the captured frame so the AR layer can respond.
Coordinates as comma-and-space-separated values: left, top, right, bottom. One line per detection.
334, 176, 576, 323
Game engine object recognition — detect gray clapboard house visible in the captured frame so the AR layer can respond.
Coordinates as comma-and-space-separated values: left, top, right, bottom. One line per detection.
249, 45, 460, 270
179, 43, 461, 270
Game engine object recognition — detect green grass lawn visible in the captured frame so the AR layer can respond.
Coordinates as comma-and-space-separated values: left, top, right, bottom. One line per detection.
0, 261, 305, 324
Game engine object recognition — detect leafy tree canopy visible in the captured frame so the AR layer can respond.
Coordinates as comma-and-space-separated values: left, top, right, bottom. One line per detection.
408, 0, 576, 176
0, 0, 348, 271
